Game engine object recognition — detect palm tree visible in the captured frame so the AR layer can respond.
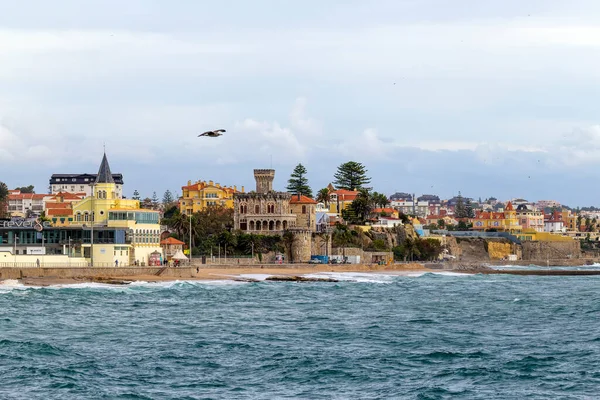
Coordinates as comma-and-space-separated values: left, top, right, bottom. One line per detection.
316, 188, 330, 206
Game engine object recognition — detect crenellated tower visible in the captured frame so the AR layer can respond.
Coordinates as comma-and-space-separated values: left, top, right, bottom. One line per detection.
254, 169, 275, 193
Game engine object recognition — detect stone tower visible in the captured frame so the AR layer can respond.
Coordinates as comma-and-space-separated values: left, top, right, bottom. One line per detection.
254, 169, 275, 194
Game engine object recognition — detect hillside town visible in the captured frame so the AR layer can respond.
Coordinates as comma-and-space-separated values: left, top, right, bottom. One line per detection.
0, 152, 597, 267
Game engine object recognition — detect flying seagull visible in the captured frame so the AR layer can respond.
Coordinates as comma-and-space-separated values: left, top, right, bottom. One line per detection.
199, 129, 226, 137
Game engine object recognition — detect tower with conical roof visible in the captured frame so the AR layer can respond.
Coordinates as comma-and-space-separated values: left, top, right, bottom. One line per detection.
94, 152, 117, 200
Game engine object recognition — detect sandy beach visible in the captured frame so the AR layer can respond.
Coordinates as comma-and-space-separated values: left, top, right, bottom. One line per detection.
15, 263, 434, 286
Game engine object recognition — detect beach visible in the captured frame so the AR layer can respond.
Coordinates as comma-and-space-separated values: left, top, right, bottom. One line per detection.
12, 263, 432, 286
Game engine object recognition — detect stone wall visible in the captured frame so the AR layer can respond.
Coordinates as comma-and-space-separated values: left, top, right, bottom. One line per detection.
0, 267, 198, 280
522, 241, 581, 260
487, 242, 513, 260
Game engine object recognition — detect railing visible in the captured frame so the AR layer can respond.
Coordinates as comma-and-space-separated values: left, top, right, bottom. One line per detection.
0, 262, 89, 268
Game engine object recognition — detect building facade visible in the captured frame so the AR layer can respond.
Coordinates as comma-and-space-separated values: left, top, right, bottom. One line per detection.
516, 204, 544, 232
328, 189, 359, 214
68, 153, 163, 266
233, 169, 297, 233
472, 202, 522, 233
289, 194, 317, 231
7, 191, 47, 217
50, 173, 124, 199
179, 180, 242, 215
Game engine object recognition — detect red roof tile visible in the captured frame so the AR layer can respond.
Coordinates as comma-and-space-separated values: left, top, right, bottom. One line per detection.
47, 208, 73, 216
161, 237, 185, 245
289, 195, 317, 204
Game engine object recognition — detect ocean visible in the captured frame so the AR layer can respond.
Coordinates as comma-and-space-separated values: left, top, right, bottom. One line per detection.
1, 272, 599, 399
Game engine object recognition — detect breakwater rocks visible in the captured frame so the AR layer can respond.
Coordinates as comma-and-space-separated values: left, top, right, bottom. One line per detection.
265, 276, 339, 283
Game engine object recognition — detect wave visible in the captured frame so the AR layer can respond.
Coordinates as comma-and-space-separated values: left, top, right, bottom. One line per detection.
303, 272, 397, 283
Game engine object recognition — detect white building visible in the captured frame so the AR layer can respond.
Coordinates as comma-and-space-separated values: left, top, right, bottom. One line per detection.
49, 173, 124, 199
7, 191, 47, 217
391, 200, 430, 218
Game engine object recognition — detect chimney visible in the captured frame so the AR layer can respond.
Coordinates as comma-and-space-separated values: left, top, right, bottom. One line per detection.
187, 180, 191, 186
209, 180, 214, 186
234, 185, 237, 192
241, 186, 245, 193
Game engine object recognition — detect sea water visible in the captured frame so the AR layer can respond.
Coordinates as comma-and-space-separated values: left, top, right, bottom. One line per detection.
1, 273, 599, 399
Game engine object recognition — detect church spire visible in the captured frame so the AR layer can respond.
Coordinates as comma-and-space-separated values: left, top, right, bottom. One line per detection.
96, 152, 115, 184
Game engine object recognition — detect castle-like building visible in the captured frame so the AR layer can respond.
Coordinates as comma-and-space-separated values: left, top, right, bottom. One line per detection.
233, 169, 297, 233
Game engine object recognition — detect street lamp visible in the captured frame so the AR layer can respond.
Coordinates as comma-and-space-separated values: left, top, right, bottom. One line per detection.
90, 182, 95, 267
13, 235, 19, 267
188, 214, 192, 264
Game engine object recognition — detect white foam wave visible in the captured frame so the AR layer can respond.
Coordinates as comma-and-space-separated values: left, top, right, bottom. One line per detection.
236, 274, 274, 281
0, 279, 34, 292
304, 272, 396, 283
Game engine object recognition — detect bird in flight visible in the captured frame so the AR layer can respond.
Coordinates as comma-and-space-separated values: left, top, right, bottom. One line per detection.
198, 129, 226, 137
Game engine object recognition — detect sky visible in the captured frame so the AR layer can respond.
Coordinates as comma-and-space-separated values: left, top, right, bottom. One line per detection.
1, 0, 599, 206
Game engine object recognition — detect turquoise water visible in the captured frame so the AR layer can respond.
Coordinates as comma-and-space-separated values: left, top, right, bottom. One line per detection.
1, 272, 600, 399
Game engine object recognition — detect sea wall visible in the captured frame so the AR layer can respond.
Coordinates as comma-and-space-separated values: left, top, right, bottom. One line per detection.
522, 241, 581, 260
0, 267, 197, 280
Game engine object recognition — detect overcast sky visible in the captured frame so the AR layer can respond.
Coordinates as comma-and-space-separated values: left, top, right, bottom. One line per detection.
1, 0, 599, 205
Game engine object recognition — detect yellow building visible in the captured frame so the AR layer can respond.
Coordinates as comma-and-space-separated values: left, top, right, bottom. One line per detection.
179, 180, 242, 215
516, 229, 574, 242
69, 153, 163, 266
328, 187, 360, 215
472, 202, 522, 233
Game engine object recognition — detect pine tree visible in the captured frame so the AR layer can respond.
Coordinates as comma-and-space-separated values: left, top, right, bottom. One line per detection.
333, 161, 371, 191
0, 182, 8, 218
151, 192, 159, 210
162, 190, 174, 206
465, 198, 474, 218
455, 192, 467, 218
286, 163, 313, 197
132, 190, 140, 200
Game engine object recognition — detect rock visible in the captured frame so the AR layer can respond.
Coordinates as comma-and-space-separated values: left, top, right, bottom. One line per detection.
265, 275, 339, 283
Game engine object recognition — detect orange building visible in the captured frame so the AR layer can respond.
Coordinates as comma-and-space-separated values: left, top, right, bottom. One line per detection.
472, 201, 522, 233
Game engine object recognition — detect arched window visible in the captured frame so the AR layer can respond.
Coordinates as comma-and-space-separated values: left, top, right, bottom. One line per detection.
255, 205, 260, 214
84, 212, 89, 222
240, 205, 244, 214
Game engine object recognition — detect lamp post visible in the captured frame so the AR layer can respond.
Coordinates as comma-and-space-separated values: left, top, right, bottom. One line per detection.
90, 182, 94, 267
188, 214, 192, 264
13, 235, 19, 267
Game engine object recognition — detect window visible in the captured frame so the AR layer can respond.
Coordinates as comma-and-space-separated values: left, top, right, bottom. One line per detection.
255, 205, 260, 214
302, 205, 307, 214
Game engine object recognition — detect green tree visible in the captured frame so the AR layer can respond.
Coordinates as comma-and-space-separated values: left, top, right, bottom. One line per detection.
0, 181, 8, 202
316, 188, 330, 206
151, 192, 159, 210
132, 190, 140, 200
465, 198, 474, 218
372, 192, 389, 208
437, 219, 446, 229
349, 189, 374, 224
455, 192, 467, 218
141, 197, 153, 210
577, 215, 583, 231
162, 190, 175, 206
286, 163, 313, 197
333, 161, 371, 191
15, 185, 34, 193
0, 181, 9, 218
